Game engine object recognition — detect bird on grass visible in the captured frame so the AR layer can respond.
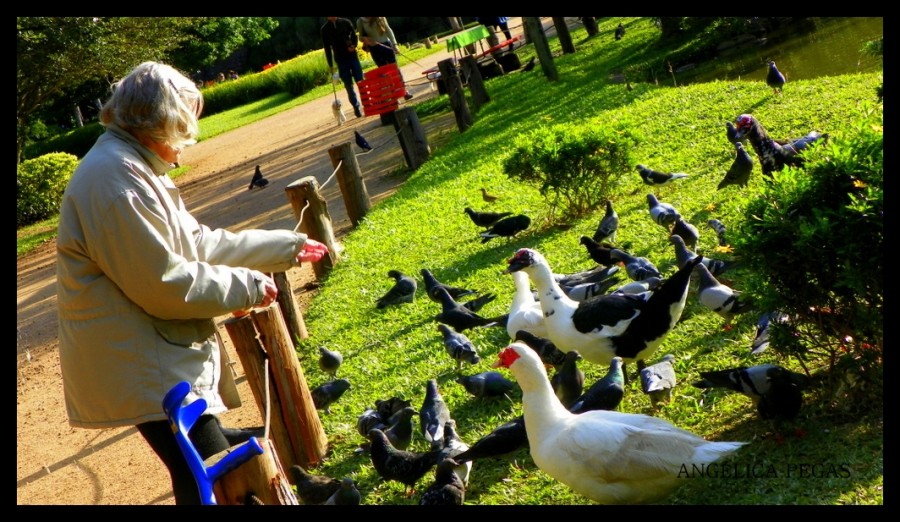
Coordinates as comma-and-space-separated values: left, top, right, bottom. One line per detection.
464, 207, 512, 229
550, 350, 585, 409
750, 311, 791, 355
522, 56, 537, 72
368, 427, 444, 497
707, 219, 728, 247
324, 477, 361, 505
610, 276, 661, 297
480, 214, 531, 243
669, 234, 731, 277
356, 408, 387, 439
318, 345, 343, 381
609, 248, 662, 282
725, 121, 746, 145
421, 268, 478, 303
766, 60, 786, 94
639, 353, 677, 409
354, 130, 372, 152
694, 262, 754, 330
383, 405, 419, 451
376, 269, 417, 309
376, 396, 413, 421
646, 194, 681, 228
670, 217, 700, 251
248, 165, 269, 190
569, 356, 626, 414
514, 329, 567, 370
419, 458, 466, 505
438, 419, 472, 487
480, 187, 499, 203
452, 415, 528, 465
311, 378, 351, 414
433, 286, 502, 332
718, 142, 754, 190
732, 114, 821, 177
593, 199, 619, 244
615, 22, 626, 41
459, 292, 497, 314
637, 164, 689, 188
457, 371, 516, 399
437, 323, 481, 370
693, 364, 810, 425
579, 236, 615, 266
289, 464, 341, 505
420, 379, 453, 450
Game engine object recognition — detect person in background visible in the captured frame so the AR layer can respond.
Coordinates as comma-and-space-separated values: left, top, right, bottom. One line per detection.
321, 16, 365, 118
228, 70, 239, 81
55, 61, 330, 505
216, 71, 226, 83
477, 16, 515, 52
357, 17, 413, 100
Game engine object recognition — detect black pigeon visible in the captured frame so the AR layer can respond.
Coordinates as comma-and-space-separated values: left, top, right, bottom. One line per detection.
421, 268, 477, 303
669, 217, 700, 251
639, 353, 676, 409
311, 378, 351, 414
480, 214, 531, 243
550, 350, 585, 409
514, 329, 567, 370
376, 269, 417, 309
324, 477, 361, 505
461, 292, 497, 313
451, 415, 527, 464
593, 199, 619, 244
376, 396, 412, 421
733, 114, 806, 177
569, 356, 626, 414
355, 130, 372, 152
318, 345, 343, 381
522, 56, 537, 72
670, 234, 730, 277
694, 262, 754, 329
433, 286, 501, 332
356, 408, 387, 438
693, 364, 810, 422
609, 248, 662, 282
646, 193, 681, 227
420, 379, 452, 450
456, 371, 516, 399
579, 235, 615, 266
707, 218, 728, 247
725, 121, 746, 145
637, 164, 689, 187
464, 207, 512, 228
437, 323, 481, 370
718, 142, 754, 190
367, 427, 443, 497
419, 458, 466, 505
615, 22, 625, 41
766, 60, 786, 94
248, 165, 269, 190
289, 464, 341, 505
383, 405, 418, 451
750, 311, 790, 355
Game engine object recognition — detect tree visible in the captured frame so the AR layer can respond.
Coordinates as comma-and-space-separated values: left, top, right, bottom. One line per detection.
169, 17, 278, 74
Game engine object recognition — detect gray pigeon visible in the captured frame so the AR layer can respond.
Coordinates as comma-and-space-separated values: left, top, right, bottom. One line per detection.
376, 269, 417, 309
550, 350, 585, 409
669, 234, 730, 277
419, 457, 466, 505
593, 199, 619, 244
609, 248, 662, 282
639, 353, 676, 409
637, 164, 689, 187
318, 345, 343, 381
420, 379, 452, 450
324, 477, 361, 505
707, 218, 728, 247
750, 311, 791, 354
421, 268, 478, 303
383, 405, 418, 451
289, 464, 341, 505
646, 193, 681, 227
718, 142, 754, 190
438, 419, 472, 487
456, 371, 515, 399
766, 60, 786, 94
693, 364, 810, 422
437, 323, 481, 370
725, 121, 746, 145
311, 378, 351, 414
670, 217, 700, 251
694, 262, 754, 329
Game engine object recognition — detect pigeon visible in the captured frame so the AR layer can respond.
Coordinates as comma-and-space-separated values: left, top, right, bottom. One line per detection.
375, 396, 413, 422
569, 356, 626, 414
383, 405, 418, 451
460, 292, 497, 313
289, 464, 341, 505
480, 188, 499, 203
750, 311, 790, 354
480, 214, 531, 243
324, 476, 361, 505
693, 364, 810, 422
694, 262, 754, 329
434, 287, 501, 332
725, 121, 746, 145
646, 193, 681, 227
420, 379, 453, 450
669, 234, 730, 277
522, 56, 537, 72
637, 164, 689, 187
639, 353, 676, 409
457, 371, 516, 399
248, 165, 269, 190
317, 345, 343, 381
766, 60, 786, 94
421, 268, 478, 303
609, 248, 662, 282
559, 273, 624, 302
355, 130, 372, 152
669, 217, 700, 251
356, 408, 388, 438
579, 235, 615, 266
610, 277, 661, 296
464, 207, 512, 228
376, 269, 417, 309
550, 350, 585, 409
367, 427, 443, 497
311, 378, 351, 414
419, 458, 466, 505
718, 142, 754, 190
437, 419, 472, 487
514, 329, 567, 370
707, 218, 728, 247
783, 131, 829, 155
554, 264, 622, 290
437, 323, 481, 370
451, 415, 528, 464
593, 199, 619, 244
732, 114, 806, 177
615, 22, 625, 41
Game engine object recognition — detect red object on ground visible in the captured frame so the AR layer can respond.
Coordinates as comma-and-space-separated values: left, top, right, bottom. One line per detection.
358, 63, 407, 116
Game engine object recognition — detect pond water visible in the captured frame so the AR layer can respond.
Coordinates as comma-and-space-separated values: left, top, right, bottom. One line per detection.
674, 17, 883, 85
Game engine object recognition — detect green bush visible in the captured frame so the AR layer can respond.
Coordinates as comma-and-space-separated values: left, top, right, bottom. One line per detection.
502, 122, 638, 223
23, 123, 104, 161
736, 104, 883, 403
17, 152, 79, 228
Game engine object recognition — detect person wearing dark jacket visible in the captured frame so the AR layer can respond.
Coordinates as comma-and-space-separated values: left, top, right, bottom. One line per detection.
321, 17, 364, 117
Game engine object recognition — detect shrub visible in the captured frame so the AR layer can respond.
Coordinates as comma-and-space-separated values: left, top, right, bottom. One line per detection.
23, 123, 104, 162
17, 152, 79, 228
735, 104, 883, 405
502, 122, 638, 223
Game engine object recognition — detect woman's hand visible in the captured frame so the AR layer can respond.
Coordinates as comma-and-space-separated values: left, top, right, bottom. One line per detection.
297, 238, 329, 263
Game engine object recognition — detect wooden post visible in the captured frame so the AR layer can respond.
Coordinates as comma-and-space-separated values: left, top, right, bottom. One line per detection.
459, 55, 490, 111
523, 17, 558, 81
328, 143, 371, 227
272, 271, 307, 343
222, 314, 301, 476
251, 305, 328, 470
438, 58, 472, 132
392, 107, 431, 170
211, 438, 298, 505
285, 177, 340, 280
553, 17, 576, 54
582, 17, 599, 37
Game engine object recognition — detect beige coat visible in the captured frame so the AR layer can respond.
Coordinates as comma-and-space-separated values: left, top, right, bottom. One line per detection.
56, 125, 307, 429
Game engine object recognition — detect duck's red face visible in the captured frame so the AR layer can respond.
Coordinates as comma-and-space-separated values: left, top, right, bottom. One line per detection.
735, 114, 754, 132
493, 346, 522, 369
505, 249, 535, 274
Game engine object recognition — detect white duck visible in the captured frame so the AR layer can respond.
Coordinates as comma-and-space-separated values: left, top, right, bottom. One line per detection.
493, 342, 747, 504
506, 270, 548, 340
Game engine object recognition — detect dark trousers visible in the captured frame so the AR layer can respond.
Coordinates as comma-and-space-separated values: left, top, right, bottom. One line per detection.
369, 42, 397, 67
336, 58, 364, 108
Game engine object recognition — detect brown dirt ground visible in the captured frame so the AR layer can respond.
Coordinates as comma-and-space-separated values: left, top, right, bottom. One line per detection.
16, 52, 462, 505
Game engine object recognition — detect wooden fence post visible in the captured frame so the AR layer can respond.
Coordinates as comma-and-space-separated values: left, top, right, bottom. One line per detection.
582, 17, 599, 37
272, 271, 307, 343
438, 58, 472, 132
285, 177, 340, 280
553, 17, 576, 54
459, 55, 490, 111
211, 438, 298, 505
523, 17, 558, 81
392, 107, 431, 170
328, 143, 371, 227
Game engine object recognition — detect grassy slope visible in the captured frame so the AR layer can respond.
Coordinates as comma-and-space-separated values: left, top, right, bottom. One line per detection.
295, 18, 883, 505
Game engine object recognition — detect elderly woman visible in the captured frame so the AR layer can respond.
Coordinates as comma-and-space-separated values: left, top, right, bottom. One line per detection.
55, 61, 329, 504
